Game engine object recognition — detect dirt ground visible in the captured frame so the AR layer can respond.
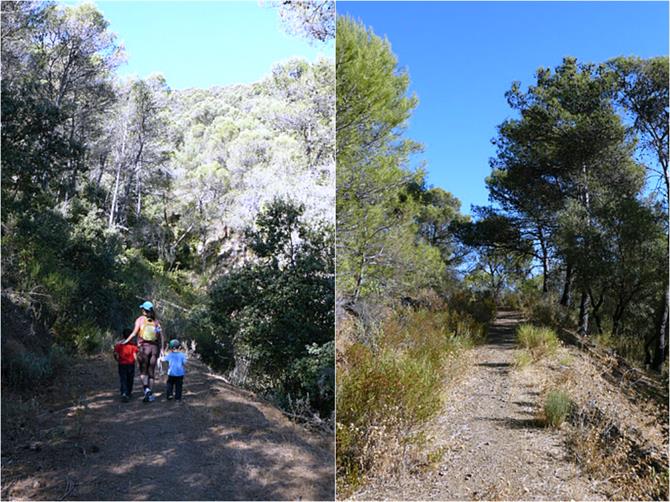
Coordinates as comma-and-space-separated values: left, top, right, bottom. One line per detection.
351, 311, 622, 501
1, 354, 334, 501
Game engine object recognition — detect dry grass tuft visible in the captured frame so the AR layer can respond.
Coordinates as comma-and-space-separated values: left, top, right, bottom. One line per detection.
534, 344, 668, 500
543, 390, 573, 427
516, 324, 560, 360
513, 349, 533, 368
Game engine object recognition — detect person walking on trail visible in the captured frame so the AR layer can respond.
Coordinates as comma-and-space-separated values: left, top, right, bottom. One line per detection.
123, 301, 163, 403
164, 339, 187, 401
114, 328, 138, 402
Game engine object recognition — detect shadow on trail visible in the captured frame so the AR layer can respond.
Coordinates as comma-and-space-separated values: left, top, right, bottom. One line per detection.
483, 311, 525, 350
476, 362, 512, 369
512, 400, 537, 408
3, 357, 334, 501
475, 416, 545, 430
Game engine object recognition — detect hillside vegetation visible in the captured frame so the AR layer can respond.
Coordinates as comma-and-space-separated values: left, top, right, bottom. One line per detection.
335, 13, 668, 497
1, 1, 334, 420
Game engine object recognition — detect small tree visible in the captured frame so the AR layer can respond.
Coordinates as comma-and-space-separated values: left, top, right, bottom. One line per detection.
208, 199, 334, 415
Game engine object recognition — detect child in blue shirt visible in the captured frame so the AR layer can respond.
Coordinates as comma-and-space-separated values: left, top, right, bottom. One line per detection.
164, 339, 187, 401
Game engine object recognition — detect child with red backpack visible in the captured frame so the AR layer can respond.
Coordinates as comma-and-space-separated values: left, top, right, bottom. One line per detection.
114, 328, 138, 402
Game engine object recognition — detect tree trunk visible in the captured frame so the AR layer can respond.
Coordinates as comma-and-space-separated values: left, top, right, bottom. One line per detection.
135, 170, 142, 217
560, 262, 573, 306
352, 249, 366, 304
109, 100, 130, 228
578, 291, 589, 335
611, 292, 629, 337
612, 310, 622, 337
61, 115, 77, 205
108, 164, 121, 228
119, 170, 134, 227
651, 284, 669, 371
96, 152, 107, 187
588, 288, 604, 335
538, 226, 549, 294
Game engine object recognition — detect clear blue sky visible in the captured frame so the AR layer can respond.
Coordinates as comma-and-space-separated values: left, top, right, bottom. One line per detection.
92, 1, 333, 88
338, 1, 669, 215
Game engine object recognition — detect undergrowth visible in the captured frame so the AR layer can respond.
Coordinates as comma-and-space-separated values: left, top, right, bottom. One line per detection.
513, 350, 533, 368
336, 305, 484, 495
516, 324, 559, 362
2, 345, 71, 389
566, 401, 668, 500
594, 331, 647, 366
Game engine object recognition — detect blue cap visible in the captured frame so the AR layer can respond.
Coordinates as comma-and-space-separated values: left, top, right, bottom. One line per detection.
139, 301, 154, 311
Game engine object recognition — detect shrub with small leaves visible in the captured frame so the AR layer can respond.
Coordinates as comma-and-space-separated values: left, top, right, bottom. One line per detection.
336, 306, 483, 494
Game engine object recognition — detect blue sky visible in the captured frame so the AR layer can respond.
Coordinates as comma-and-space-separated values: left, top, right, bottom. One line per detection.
92, 1, 333, 88
338, 1, 669, 215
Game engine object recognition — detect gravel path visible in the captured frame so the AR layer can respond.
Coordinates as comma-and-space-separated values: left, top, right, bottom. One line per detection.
352, 311, 608, 501
2, 356, 334, 500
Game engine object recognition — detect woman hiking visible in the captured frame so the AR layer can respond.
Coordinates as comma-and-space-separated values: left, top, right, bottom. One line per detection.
123, 301, 164, 402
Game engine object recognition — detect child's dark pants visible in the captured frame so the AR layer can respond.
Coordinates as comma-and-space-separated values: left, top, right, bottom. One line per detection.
166, 375, 184, 400
118, 364, 135, 396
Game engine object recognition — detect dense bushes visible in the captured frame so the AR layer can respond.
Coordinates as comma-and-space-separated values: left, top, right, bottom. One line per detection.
336, 306, 484, 493
2, 345, 70, 390
4, 207, 124, 335
1, 203, 201, 390
282, 341, 335, 416
205, 200, 334, 417
448, 289, 497, 328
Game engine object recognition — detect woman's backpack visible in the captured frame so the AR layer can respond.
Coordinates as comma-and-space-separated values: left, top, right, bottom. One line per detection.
141, 318, 158, 342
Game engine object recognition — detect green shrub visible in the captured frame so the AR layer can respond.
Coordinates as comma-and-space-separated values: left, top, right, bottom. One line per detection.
528, 300, 559, 327
544, 390, 573, 427
594, 331, 614, 347
337, 307, 482, 492
448, 290, 497, 326
283, 341, 335, 417
595, 331, 646, 365
3, 345, 72, 390
5, 352, 53, 388
205, 200, 334, 416
71, 322, 106, 354
338, 348, 443, 428
337, 346, 443, 491
516, 324, 559, 359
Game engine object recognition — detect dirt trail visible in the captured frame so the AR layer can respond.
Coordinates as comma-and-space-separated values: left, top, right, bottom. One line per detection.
353, 311, 609, 501
2, 355, 334, 501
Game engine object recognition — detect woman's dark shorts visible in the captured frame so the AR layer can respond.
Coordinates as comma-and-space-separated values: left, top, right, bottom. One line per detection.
138, 343, 159, 378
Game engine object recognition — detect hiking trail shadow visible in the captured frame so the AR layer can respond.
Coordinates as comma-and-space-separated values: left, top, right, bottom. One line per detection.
484, 310, 524, 350
2, 357, 334, 501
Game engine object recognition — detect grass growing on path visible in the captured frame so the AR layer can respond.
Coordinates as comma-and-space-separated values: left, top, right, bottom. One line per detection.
543, 390, 573, 427
516, 324, 559, 362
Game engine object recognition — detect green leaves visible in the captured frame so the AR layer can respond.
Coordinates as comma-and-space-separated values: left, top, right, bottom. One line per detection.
336, 16, 456, 303
606, 56, 669, 203
208, 200, 334, 414
476, 55, 667, 354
